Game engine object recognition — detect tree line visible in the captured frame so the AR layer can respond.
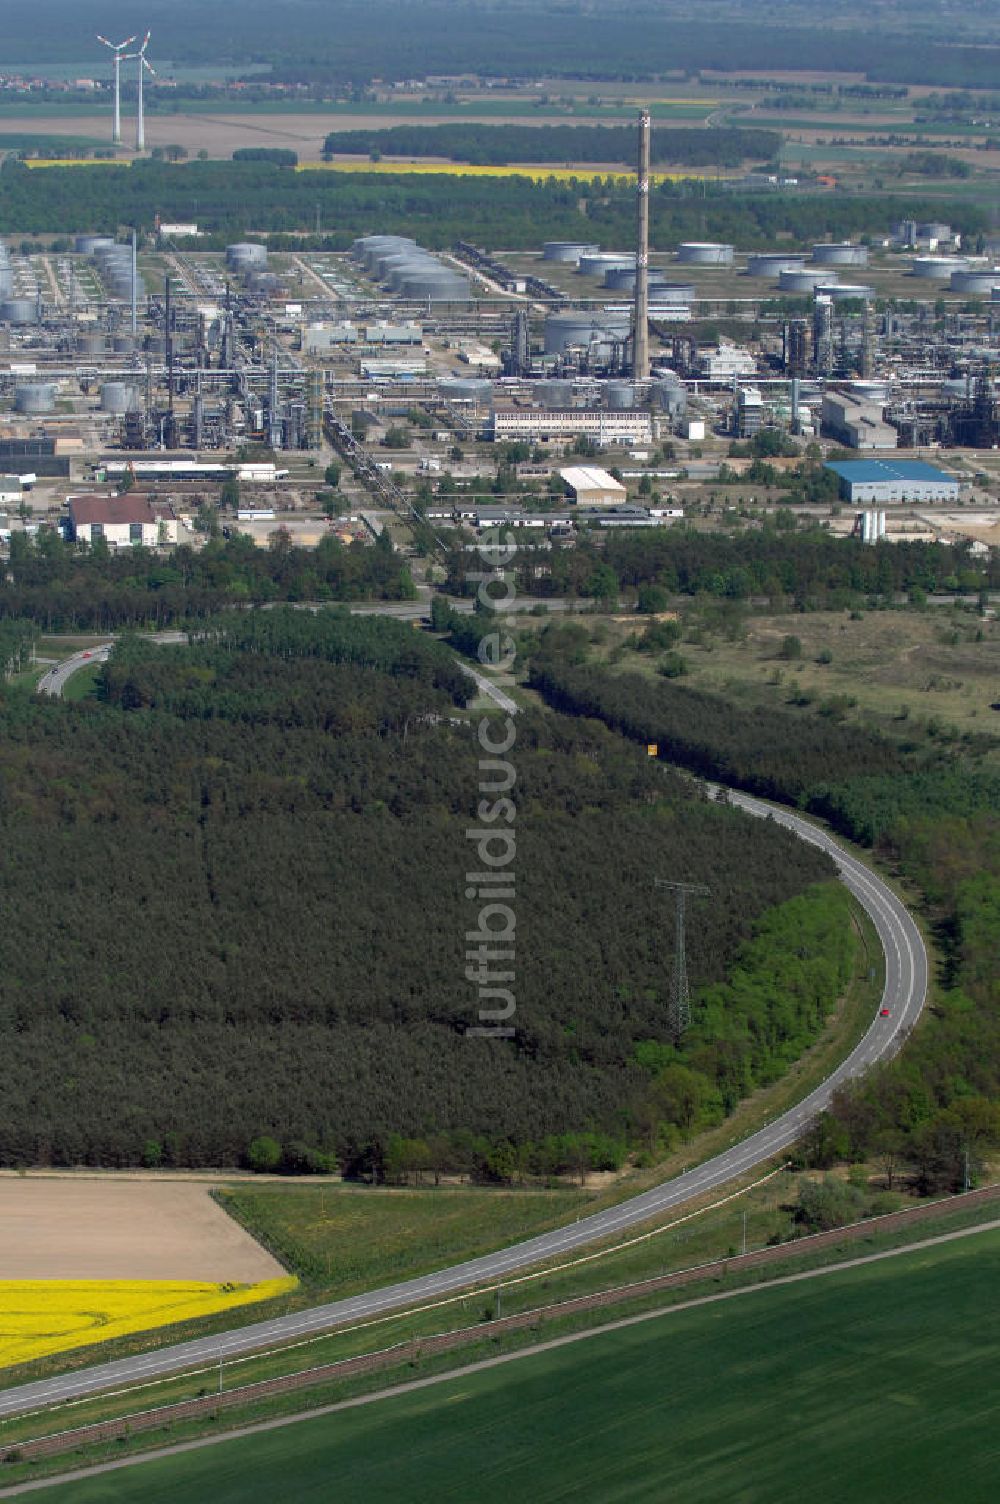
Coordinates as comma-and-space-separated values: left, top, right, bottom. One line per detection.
0, 156, 987, 248
322, 124, 781, 168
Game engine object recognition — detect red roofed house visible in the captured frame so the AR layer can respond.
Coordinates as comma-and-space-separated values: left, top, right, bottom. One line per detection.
67, 494, 178, 548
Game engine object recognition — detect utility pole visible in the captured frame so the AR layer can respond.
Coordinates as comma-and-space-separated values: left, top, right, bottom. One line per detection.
654, 879, 710, 1041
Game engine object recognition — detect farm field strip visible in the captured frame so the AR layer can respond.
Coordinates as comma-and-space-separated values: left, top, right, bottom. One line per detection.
10, 1223, 1000, 1502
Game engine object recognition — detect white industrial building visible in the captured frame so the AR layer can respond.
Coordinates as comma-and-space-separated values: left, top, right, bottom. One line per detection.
67, 494, 179, 547
698, 342, 758, 381
821, 390, 897, 450
559, 466, 628, 507
492, 406, 653, 446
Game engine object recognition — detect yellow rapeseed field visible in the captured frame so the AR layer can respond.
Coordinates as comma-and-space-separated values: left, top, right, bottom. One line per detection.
0, 1277, 297, 1368
297, 161, 709, 182
23, 159, 128, 169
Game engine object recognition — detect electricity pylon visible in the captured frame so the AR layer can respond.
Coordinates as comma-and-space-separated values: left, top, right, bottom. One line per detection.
655, 879, 710, 1041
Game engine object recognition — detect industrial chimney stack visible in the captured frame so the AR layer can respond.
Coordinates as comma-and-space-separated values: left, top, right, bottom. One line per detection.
633, 109, 651, 381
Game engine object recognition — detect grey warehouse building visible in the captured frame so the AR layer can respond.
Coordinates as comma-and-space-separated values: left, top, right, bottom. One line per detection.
825, 460, 960, 505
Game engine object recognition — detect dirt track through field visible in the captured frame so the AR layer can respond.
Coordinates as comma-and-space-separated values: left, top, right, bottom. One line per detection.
0, 1181, 281, 1281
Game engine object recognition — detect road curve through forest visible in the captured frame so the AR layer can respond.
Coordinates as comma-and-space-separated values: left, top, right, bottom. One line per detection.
12, 630, 927, 1419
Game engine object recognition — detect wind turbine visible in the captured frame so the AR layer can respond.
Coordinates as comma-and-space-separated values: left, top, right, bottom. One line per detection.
96, 32, 137, 146
134, 32, 156, 153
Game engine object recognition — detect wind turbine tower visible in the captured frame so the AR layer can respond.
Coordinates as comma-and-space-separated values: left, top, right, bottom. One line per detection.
97, 33, 137, 146
135, 33, 156, 153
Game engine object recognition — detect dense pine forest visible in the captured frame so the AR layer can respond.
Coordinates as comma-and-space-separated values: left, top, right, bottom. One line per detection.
0, 532, 414, 630
321, 124, 781, 168
0, 610, 846, 1174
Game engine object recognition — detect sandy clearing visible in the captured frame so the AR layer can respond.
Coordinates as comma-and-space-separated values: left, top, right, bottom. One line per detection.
0, 1181, 282, 1281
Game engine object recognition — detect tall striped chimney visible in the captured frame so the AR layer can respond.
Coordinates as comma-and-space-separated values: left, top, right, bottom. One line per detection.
633, 109, 651, 381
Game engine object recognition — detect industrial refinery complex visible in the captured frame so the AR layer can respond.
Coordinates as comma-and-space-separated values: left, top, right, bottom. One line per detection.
0, 112, 997, 556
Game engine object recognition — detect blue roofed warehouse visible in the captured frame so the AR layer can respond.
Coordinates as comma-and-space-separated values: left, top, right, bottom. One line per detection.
824, 459, 960, 505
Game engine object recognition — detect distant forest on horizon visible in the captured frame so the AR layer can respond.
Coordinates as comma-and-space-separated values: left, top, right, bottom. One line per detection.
6, 2, 1000, 89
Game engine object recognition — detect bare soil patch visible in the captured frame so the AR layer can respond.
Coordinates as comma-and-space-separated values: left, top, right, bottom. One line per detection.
0, 1179, 282, 1281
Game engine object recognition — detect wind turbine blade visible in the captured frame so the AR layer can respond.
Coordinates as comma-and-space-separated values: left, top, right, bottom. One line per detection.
143, 58, 157, 76
97, 35, 112, 48
120, 34, 138, 49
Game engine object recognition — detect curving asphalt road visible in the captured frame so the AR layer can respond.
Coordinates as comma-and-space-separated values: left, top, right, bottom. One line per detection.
0, 785, 927, 1419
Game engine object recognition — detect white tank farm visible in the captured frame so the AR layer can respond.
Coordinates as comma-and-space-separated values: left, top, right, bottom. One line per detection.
811, 243, 869, 267
911, 256, 968, 280
543, 242, 599, 264
778, 269, 832, 293
814, 282, 873, 302
746, 254, 807, 278
677, 242, 734, 265
950, 269, 1000, 295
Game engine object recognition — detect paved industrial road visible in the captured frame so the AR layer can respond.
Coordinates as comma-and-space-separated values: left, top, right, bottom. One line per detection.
0, 786, 926, 1418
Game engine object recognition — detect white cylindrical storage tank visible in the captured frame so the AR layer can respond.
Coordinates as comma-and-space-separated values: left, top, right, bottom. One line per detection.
652, 379, 686, 414
543, 310, 630, 356
812, 243, 868, 267
746, 253, 806, 278
678, 242, 734, 265
76, 332, 107, 355
779, 269, 831, 293
577, 253, 633, 278
77, 235, 114, 255
604, 381, 636, 409
2, 299, 40, 325
536, 379, 576, 406
100, 381, 141, 414
815, 282, 873, 302
950, 269, 1000, 295
543, 241, 599, 264
226, 242, 267, 269
911, 256, 968, 280
439, 378, 493, 401
651, 282, 696, 304
604, 267, 670, 292
14, 382, 56, 414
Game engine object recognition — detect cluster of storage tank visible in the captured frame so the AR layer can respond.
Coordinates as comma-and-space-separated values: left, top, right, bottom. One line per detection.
225, 244, 280, 297
352, 236, 470, 302
0, 239, 40, 324
81, 238, 136, 301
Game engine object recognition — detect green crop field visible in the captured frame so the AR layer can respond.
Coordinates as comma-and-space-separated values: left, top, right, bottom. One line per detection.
36, 1226, 1000, 1502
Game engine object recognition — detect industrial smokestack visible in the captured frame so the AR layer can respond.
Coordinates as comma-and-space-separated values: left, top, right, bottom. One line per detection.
633, 109, 650, 381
